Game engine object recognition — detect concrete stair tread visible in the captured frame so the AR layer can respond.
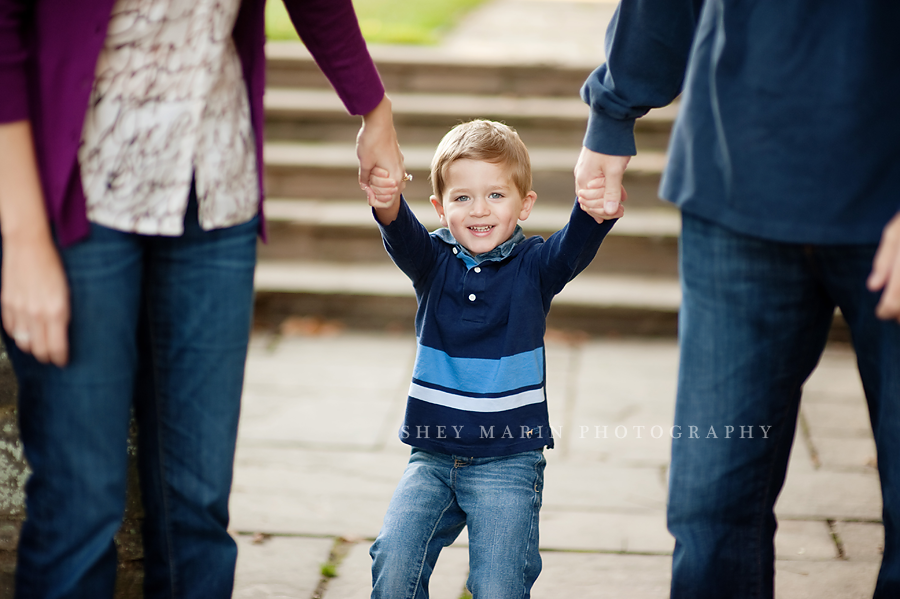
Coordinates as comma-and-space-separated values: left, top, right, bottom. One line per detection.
267, 40, 599, 70
263, 198, 680, 238
264, 88, 678, 126
254, 260, 681, 312
265, 42, 626, 99
264, 141, 667, 174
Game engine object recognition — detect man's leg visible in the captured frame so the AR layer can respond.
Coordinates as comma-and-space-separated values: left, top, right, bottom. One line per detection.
816, 244, 900, 598
669, 214, 836, 599
134, 195, 258, 599
5, 226, 144, 598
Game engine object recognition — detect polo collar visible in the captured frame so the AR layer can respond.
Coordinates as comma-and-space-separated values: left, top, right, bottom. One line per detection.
433, 226, 525, 269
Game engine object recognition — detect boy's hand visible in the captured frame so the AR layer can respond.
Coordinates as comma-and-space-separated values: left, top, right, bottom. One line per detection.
868, 211, 900, 323
368, 167, 406, 226
367, 167, 402, 209
577, 177, 627, 223
575, 146, 629, 220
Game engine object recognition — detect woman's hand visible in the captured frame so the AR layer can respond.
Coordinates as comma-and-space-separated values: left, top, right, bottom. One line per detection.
1, 234, 69, 365
0, 121, 70, 366
357, 95, 406, 209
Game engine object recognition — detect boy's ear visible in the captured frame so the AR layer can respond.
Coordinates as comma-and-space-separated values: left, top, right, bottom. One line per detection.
518, 191, 537, 221
430, 195, 447, 226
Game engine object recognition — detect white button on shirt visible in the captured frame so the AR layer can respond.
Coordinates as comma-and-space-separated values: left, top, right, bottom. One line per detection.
474, 267, 481, 273
468, 294, 476, 301
78, 0, 258, 236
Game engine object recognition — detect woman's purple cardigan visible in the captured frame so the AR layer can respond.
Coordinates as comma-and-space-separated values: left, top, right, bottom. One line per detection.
0, 0, 385, 246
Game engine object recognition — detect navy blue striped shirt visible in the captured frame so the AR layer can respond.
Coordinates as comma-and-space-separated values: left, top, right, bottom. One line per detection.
378, 197, 614, 457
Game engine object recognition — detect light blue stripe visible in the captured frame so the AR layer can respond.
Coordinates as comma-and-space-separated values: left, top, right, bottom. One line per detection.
409, 382, 545, 413
412, 345, 544, 394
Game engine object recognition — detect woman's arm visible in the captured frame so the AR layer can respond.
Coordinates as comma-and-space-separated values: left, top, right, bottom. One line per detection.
358, 95, 405, 210
0, 121, 69, 366
282, 0, 405, 206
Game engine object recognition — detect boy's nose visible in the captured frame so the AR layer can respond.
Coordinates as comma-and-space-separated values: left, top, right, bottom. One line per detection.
470, 198, 490, 216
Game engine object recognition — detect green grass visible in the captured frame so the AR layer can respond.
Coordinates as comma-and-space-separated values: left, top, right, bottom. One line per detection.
320, 562, 338, 578
266, 0, 486, 45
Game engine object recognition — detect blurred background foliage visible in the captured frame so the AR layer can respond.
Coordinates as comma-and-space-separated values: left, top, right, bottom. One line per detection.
266, 0, 486, 45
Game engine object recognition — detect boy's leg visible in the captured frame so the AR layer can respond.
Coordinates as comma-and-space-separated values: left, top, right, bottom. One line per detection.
371, 449, 467, 599
669, 214, 836, 599
456, 451, 545, 599
134, 196, 258, 599
816, 244, 900, 598
5, 225, 145, 598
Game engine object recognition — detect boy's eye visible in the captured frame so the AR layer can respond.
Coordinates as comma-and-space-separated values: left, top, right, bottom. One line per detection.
489, 192, 503, 199
454, 195, 470, 202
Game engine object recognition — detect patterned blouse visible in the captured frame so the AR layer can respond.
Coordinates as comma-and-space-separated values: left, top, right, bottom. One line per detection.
78, 0, 258, 236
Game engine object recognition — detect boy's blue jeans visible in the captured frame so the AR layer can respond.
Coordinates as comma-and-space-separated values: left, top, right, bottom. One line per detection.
2, 194, 257, 599
669, 213, 900, 598
371, 448, 545, 599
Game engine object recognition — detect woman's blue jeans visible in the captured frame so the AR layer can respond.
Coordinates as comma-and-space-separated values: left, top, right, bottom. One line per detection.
2, 195, 257, 599
370, 448, 545, 599
669, 213, 900, 598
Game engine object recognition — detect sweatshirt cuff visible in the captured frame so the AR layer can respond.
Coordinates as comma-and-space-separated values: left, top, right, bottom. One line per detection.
582, 108, 637, 157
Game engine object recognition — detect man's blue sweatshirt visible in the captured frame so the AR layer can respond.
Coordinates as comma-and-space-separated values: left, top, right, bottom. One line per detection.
582, 0, 900, 245
378, 198, 614, 457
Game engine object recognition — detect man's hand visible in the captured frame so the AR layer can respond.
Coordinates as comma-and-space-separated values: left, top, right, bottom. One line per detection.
574, 146, 630, 220
357, 95, 406, 209
868, 211, 900, 323
577, 177, 628, 223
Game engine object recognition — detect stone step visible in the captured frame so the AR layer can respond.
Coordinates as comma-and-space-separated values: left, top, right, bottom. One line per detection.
259, 199, 680, 278
264, 88, 676, 152
253, 260, 682, 337
266, 42, 599, 98
251, 258, 850, 342
264, 142, 666, 208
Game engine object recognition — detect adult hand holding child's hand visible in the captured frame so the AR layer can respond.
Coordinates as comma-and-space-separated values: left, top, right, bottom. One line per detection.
575, 146, 628, 223
366, 167, 404, 209
358, 95, 405, 208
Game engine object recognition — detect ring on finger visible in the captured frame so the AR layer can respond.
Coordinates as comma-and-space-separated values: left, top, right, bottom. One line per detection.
402, 173, 413, 182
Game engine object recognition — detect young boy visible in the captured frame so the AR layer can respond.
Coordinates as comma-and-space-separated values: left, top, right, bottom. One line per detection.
366, 120, 619, 598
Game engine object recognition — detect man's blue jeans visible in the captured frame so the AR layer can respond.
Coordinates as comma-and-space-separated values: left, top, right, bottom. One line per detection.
669, 213, 900, 599
3, 195, 257, 599
370, 448, 545, 599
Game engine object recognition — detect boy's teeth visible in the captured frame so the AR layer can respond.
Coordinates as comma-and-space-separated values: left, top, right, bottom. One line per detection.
470, 226, 492, 232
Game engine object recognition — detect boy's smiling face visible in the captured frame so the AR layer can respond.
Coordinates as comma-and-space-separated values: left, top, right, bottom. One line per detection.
431, 159, 536, 255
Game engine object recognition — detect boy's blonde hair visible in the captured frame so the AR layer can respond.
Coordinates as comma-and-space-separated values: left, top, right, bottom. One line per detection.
430, 120, 532, 200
